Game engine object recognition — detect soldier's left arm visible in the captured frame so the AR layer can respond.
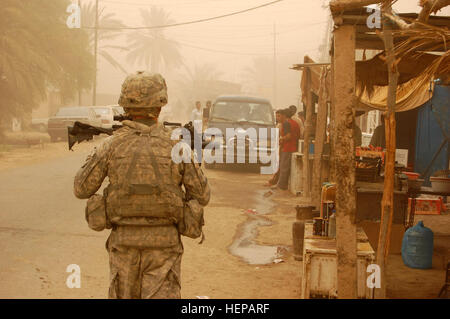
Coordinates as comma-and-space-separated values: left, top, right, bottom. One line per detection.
73, 137, 112, 199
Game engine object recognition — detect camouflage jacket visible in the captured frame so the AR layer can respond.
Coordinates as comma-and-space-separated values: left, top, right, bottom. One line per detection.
74, 120, 210, 227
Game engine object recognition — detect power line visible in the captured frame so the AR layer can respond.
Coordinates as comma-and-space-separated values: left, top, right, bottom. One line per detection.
166, 21, 327, 41
82, 0, 285, 30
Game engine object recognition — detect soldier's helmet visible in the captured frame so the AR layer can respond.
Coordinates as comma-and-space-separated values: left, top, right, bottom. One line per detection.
118, 71, 168, 108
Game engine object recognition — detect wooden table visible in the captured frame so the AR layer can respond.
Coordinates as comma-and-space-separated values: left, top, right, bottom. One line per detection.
356, 181, 408, 225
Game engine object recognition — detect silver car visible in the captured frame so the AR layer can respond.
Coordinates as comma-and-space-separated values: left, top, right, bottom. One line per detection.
47, 106, 101, 142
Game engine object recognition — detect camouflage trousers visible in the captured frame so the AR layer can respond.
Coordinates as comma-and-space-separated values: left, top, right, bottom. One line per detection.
106, 228, 183, 299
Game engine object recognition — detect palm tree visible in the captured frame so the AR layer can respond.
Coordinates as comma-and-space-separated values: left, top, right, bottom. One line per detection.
126, 7, 182, 73
0, 0, 94, 126
173, 64, 224, 120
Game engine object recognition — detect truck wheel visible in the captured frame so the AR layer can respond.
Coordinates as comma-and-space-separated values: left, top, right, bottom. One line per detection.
204, 162, 215, 170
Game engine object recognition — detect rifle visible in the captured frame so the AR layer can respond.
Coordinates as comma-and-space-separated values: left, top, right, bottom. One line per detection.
67, 116, 207, 151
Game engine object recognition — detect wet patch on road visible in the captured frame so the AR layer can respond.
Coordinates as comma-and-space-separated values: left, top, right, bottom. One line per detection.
228, 189, 289, 265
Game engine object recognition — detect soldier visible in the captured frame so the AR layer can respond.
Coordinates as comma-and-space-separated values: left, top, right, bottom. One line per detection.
73, 71, 210, 299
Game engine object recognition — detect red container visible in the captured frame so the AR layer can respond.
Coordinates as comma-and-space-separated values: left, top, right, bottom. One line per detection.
408, 198, 442, 215
404, 172, 420, 180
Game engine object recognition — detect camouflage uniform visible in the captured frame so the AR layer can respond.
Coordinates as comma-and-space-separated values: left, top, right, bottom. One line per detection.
74, 72, 210, 299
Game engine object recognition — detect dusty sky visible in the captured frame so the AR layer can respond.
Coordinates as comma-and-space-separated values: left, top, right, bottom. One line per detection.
82, 0, 450, 104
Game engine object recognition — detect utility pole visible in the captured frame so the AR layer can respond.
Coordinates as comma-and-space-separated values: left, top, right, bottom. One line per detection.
273, 23, 277, 107
92, 0, 99, 106
78, 0, 82, 105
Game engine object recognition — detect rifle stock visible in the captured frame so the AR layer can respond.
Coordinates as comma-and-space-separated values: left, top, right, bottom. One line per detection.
68, 122, 115, 151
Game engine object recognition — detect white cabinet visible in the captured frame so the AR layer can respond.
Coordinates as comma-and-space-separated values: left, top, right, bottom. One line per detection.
301, 223, 375, 299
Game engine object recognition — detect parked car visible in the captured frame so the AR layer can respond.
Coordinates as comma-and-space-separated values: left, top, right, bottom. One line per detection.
47, 106, 101, 142
204, 95, 276, 168
90, 106, 120, 129
31, 118, 48, 132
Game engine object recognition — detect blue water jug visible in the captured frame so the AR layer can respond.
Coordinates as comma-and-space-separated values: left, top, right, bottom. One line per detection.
401, 221, 434, 269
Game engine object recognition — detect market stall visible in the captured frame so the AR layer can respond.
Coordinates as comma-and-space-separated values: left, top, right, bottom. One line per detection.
292, 1, 450, 298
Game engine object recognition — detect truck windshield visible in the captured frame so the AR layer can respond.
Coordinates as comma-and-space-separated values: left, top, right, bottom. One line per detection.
210, 101, 273, 125
56, 107, 90, 117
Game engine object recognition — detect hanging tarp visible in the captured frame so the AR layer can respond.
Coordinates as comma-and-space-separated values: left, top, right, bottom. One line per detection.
298, 54, 442, 112
414, 85, 450, 185
356, 72, 435, 112
356, 52, 441, 96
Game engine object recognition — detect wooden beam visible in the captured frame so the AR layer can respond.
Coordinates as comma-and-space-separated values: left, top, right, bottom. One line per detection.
330, 0, 381, 14
339, 12, 450, 27
374, 4, 399, 300
329, 41, 337, 183
291, 62, 331, 70
332, 24, 358, 299
302, 62, 314, 200
311, 67, 329, 208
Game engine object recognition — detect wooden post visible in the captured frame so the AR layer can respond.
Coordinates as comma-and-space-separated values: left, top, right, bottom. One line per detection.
312, 67, 329, 208
333, 24, 358, 299
375, 5, 399, 299
302, 60, 314, 200
329, 48, 337, 182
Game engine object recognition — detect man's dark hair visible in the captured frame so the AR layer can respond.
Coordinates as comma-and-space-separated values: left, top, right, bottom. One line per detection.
285, 107, 295, 118
289, 105, 297, 113
279, 109, 290, 117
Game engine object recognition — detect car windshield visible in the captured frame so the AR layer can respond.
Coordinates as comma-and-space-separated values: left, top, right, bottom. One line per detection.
56, 107, 90, 117
210, 101, 273, 125
93, 108, 111, 115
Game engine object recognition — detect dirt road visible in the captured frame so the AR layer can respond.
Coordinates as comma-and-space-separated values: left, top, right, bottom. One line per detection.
0, 141, 301, 298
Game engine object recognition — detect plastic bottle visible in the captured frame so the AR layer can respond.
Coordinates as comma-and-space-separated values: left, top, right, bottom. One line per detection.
401, 220, 434, 269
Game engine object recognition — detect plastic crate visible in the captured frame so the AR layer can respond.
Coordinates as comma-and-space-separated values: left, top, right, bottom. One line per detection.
356, 157, 381, 182
408, 198, 442, 215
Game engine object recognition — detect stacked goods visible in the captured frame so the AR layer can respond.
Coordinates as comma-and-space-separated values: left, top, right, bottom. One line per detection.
356, 146, 385, 163
429, 170, 450, 193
